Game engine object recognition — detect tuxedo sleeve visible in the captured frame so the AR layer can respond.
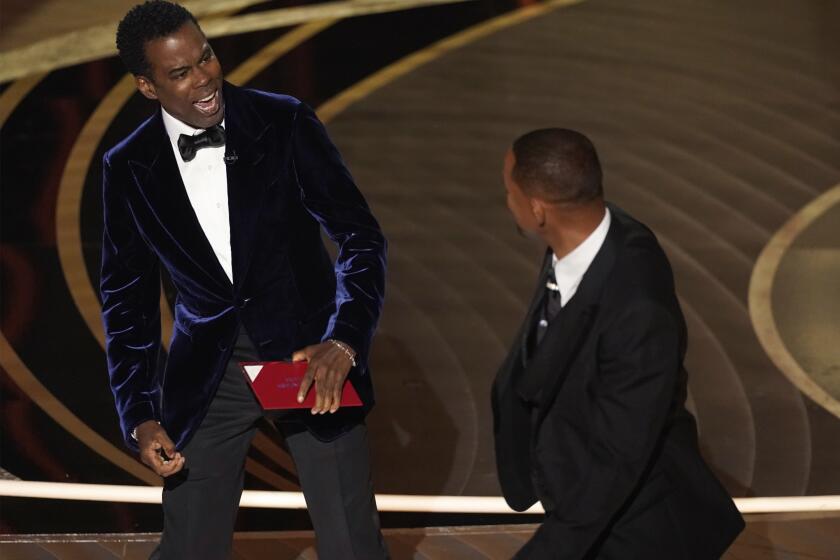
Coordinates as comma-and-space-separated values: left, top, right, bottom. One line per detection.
290, 103, 387, 361
100, 153, 162, 450
516, 300, 680, 559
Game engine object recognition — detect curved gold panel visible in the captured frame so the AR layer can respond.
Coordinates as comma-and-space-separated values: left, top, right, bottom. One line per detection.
749, 184, 840, 420
318, 0, 585, 122
0, 73, 46, 126
56, 74, 138, 350
0, 334, 161, 485
0, 0, 474, 82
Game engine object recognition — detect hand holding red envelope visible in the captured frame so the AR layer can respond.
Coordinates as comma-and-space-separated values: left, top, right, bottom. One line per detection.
239, 361, 363, 409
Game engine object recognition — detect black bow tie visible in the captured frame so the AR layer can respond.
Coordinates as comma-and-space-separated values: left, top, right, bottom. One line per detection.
177, 124, 225, 162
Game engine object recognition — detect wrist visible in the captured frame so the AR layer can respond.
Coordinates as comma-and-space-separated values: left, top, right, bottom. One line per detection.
327, 339, 357, 367
131, 420, 160, 441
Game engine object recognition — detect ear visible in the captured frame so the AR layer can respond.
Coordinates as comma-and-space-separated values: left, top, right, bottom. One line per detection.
530, 198, 546, 228
135, 75, 158, 101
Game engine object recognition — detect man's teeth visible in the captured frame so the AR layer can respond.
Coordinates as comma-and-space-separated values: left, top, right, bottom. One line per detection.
195, 92, 215, 104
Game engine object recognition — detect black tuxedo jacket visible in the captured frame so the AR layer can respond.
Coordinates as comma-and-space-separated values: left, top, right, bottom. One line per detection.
492, 205, 743, 559
101, 82, 386, 451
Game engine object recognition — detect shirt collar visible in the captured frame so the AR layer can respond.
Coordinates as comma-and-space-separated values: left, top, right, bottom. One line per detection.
161, 106, 225, 146
551, 207, 611, 303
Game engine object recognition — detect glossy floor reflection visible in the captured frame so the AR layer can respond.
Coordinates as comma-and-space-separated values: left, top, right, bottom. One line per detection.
3, 514, 840, 559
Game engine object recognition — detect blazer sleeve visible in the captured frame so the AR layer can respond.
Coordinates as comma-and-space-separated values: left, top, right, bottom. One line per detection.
516, 300, 680, 559
290, 103, 387, 361
100, 153, 162, 449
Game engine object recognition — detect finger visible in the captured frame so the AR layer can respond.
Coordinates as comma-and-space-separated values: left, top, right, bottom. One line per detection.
327, 370, 341, 413
292, 346, 313, 362
312, 376, 324, 414
159, 455, 186, 477
319, 373, 334, 415
140, 442, 161, 469
313, 366, 329, 414
297, 367, 315, 403
157, 449, 181, 467
170, 456, 186, 475
149, 456, 170, 477
158, 434, 177, 459
330, 375, 342, 413
320, 367, 335, 414
156, 461, 174, 477
141, 444, 169, 477
159, 449, 181, 463
140, 450, 156, 470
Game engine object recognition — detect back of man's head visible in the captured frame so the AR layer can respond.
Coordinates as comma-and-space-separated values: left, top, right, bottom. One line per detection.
511, 128, 603, 204
116, 0, 198, 78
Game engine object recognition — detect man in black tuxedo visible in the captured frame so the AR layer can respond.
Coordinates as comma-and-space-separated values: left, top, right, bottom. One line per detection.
492, 129, 744, 559
101, 1, 388, 558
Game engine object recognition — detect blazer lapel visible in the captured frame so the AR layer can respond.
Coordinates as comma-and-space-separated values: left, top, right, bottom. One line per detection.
493, 250, 553, 398
519, 251, 554, 367
222, 82, 273, 290
491, 252, 552, 511
525, 209, 624, 426
127, 112, 232, 290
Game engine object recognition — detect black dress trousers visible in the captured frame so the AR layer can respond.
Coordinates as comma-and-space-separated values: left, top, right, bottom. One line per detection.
151, 327, 389, 560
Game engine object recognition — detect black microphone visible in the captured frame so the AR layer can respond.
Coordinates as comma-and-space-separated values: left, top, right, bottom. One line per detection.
224, 151, 238, 165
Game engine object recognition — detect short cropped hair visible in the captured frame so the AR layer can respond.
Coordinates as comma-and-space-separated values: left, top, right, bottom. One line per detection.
116, 1, 198, 77
511, 128, 603, 204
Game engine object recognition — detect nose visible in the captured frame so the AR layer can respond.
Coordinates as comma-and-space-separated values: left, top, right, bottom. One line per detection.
194, 66, 211, 88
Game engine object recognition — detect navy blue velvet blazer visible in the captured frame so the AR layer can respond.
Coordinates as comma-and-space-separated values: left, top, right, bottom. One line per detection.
101, 82, 387, 451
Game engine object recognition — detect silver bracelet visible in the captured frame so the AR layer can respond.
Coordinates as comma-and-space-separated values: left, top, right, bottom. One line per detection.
328, 339, 357, 367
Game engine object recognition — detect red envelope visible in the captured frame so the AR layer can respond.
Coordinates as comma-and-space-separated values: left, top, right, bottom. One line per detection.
239, 361, 363, 409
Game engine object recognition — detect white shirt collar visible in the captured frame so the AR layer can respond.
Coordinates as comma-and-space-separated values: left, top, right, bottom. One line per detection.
551, 207, 611, 306
160, 107, 225, 155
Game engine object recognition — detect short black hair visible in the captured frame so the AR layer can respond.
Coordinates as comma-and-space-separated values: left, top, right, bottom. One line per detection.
511, 128, 603, 204
116, 1, 199, 77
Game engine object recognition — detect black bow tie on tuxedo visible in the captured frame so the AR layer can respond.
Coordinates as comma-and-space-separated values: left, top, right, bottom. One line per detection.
177, 124, 225, 162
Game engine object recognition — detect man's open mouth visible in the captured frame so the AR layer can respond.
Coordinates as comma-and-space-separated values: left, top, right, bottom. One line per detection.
193, 90, 220, 116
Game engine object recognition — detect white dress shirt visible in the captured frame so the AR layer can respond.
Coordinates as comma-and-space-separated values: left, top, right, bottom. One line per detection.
551, 207, 611, 307
161, 108, 233, 283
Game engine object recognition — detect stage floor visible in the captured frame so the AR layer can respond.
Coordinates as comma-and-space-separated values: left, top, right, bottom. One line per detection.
3, 514, 840, 559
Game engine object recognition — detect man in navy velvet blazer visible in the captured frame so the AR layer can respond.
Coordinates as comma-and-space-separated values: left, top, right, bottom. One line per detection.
101, 2, 388, 558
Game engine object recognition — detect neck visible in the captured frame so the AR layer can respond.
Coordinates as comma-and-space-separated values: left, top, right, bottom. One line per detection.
542, 201, 606, 259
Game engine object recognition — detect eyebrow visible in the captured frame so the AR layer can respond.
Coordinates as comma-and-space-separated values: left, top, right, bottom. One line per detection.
168, 65, 190, 76
166, 45, 212, 76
